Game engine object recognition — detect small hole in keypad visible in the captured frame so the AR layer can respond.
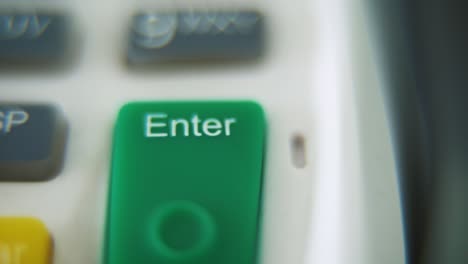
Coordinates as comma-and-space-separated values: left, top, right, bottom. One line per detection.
291, 134, 307, 168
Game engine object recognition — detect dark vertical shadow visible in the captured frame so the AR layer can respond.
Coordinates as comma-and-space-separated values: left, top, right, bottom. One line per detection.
368, 0, 468, 263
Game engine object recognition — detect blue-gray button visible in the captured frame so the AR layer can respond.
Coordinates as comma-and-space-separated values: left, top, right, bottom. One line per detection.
0, 13, 68, 63
127, 11, 264, 64
0, 104, 67, 181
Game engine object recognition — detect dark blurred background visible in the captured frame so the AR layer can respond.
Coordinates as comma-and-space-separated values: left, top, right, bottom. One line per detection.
369, 0, 468, 263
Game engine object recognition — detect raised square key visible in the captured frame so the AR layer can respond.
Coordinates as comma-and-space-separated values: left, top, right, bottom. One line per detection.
0, 104, 67, 181
0, 12, 68, 64
104, 101, 266, 264
127, 11, 264, 64
0, 217, 52, 264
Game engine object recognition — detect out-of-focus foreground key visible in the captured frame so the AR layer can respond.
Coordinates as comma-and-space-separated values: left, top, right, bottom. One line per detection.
127, 11, 264, 64
0, 217, 52, 264
0, 13, 68, 64
0, 103, 67, 181
104, 101, 266, 264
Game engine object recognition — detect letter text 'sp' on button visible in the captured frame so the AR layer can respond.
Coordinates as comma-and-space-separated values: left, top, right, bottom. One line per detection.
0, 103, 68, 181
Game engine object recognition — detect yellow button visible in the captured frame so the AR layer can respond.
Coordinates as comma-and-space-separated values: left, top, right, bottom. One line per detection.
0, 217, 52, 264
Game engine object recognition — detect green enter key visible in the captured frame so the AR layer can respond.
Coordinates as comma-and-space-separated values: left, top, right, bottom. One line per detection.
104, 101, 266, 264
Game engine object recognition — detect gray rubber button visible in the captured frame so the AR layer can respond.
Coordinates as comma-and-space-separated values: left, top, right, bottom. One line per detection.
0, 104, 67, 181
0, 13, 68, 63
127, 11, 264, 64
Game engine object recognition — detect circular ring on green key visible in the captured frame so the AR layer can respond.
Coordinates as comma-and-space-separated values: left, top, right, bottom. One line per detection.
148, 200, 217, 261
